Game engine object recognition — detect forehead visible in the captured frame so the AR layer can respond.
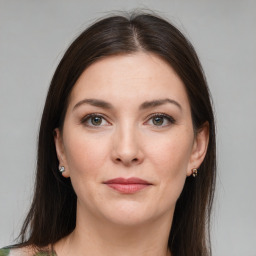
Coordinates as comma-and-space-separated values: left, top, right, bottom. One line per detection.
69, 52, 190, 109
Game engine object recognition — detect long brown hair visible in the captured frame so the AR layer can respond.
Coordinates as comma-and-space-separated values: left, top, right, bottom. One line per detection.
18, 11, 216, 256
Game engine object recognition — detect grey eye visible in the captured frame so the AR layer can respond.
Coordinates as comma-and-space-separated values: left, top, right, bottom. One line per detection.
146, 113, 175, 127
152, 116, 164, 126
91, 116, 103, 126
82, 114, 110, 127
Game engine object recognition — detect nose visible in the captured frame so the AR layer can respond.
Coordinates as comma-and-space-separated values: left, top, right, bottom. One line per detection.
111, 124, 144, 166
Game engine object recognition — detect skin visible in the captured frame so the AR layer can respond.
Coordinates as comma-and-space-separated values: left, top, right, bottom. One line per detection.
54, 52, 209, 256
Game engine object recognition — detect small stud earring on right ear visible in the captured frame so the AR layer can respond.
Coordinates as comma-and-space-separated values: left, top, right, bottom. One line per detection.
59, 166, 65, 173
192, 168, 198, 177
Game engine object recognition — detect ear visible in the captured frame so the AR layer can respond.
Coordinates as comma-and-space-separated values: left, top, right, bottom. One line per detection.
54, 128, 70, 178
187, 122, 209, 176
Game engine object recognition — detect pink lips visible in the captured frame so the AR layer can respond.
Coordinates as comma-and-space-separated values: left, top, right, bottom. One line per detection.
103, 177, 152, 194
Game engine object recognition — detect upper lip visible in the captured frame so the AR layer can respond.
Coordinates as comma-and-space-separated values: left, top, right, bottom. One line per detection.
103, 177, 152, 185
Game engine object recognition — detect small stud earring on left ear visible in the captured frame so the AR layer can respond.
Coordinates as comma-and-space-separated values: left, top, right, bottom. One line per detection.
192, 168, 198, 177
59, 166, 65, 173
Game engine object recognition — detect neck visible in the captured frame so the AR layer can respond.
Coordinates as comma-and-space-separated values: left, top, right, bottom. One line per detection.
55, 204, 173, 256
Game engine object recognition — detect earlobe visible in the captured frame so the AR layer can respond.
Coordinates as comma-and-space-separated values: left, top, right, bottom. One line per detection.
54, 128, 70, 178
187, 122, 209, 176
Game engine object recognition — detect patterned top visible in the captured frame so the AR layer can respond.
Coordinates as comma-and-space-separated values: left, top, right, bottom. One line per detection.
0, 247, 57, 256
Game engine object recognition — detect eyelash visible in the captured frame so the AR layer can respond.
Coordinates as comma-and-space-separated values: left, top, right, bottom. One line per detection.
80, 113, 109, 127
145, 113, 176, 127
81, 113, 176, 128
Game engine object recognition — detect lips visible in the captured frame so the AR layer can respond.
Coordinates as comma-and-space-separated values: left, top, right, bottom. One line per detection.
103, 177, 152, 194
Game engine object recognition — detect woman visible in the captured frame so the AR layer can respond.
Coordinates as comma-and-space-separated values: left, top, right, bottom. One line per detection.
0, 11, 216, 256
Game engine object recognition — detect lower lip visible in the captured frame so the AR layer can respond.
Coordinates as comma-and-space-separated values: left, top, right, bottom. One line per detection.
106, 184, 150, 194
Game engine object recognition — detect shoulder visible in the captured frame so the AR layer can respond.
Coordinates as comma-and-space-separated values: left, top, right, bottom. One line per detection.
0, 248, 10, 256
0, 247, 30, 256
0, 246, 54, 256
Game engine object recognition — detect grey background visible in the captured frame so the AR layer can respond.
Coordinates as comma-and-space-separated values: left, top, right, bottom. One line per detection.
0, 0, 255, 255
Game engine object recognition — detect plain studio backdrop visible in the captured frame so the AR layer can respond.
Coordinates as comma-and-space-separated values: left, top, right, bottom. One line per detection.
0, 1, 255, 255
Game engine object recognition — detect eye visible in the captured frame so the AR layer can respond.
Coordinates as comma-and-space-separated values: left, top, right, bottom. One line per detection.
81, 114, 110, 127
146, 113, 175, 127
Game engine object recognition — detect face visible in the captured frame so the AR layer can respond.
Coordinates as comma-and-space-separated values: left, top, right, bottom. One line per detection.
55, 53, 208, 227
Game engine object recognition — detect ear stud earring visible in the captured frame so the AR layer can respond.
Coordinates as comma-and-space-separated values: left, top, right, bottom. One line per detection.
59, 166, 65, 173
192, 168, 198, 177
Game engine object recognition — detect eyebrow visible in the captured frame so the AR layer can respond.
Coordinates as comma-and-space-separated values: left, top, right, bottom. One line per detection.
139, 98, 182, 110
73, 99, 113, 111
73, 98, 182, 111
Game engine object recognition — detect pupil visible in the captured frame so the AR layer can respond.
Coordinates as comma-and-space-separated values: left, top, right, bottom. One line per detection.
92, 116, 102, 125
153, 116, 163, 125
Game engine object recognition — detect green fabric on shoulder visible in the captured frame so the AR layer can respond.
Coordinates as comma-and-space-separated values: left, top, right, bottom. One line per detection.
0, 247, 57, 256
0, 248, 10, 256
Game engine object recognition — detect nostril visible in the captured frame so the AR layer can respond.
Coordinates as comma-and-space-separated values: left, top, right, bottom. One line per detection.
115, 157, 139, 164
132, 158, 138, 163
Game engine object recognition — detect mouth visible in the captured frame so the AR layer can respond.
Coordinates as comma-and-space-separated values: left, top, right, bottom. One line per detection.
103, 177, 152, 194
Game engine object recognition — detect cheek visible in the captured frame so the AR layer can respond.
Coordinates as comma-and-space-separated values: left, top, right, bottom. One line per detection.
64, 131, 110, 178
63, 131, 112, 203
146, 131, 193, 203
148, 131, 193, 174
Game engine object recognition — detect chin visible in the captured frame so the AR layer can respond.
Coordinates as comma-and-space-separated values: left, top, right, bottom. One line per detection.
105, 213, 153, 227
99, 200, 169, 228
